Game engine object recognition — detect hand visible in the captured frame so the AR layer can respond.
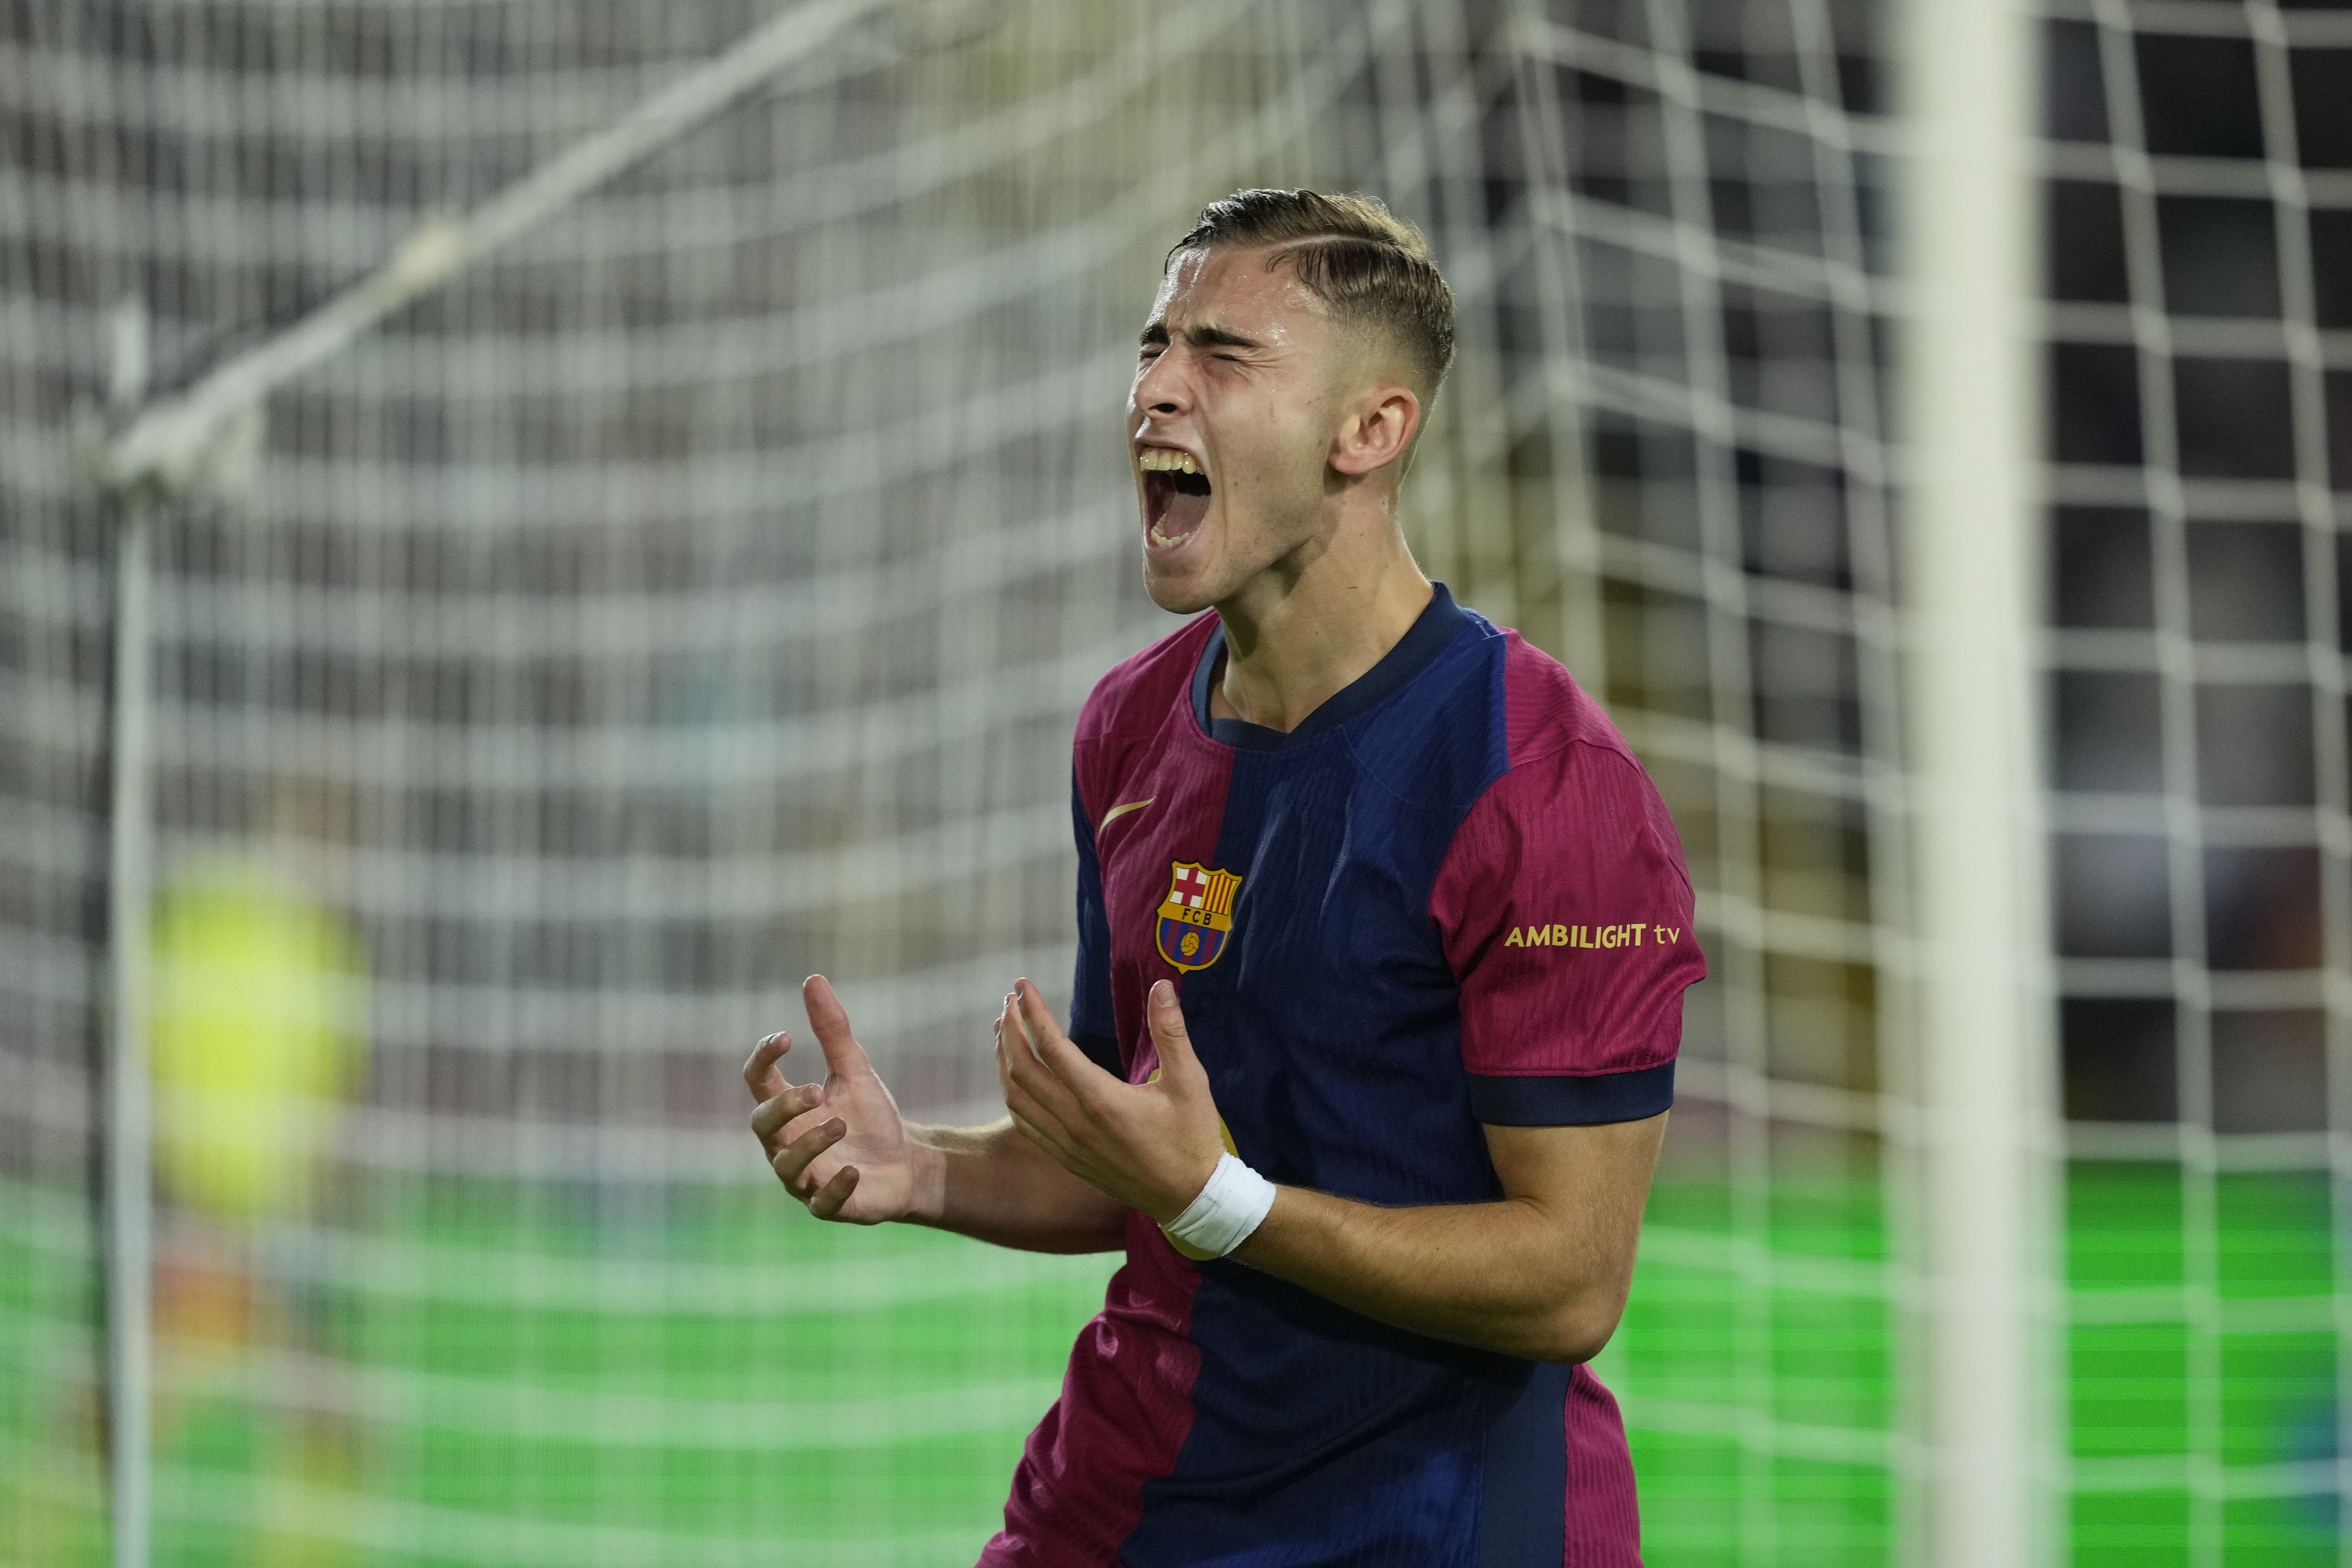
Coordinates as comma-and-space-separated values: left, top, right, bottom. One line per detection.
746, 975, 936, 1224
994, 976, 1225, 1223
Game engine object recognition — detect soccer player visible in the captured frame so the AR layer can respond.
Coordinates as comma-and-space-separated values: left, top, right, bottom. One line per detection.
746, 190, 1704, 1566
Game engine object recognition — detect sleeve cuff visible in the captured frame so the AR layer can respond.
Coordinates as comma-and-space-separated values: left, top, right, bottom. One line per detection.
1468, 1059, 1675, 1126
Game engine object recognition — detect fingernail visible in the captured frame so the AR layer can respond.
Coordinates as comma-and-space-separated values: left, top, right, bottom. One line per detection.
1152, 980, 1173, 1006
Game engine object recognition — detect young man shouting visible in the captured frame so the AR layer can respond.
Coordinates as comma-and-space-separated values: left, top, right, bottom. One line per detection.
746, 189, 1704, 1566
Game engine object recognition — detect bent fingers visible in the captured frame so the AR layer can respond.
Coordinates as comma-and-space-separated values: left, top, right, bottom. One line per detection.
771, 1115, 846, 1199
806, 1163, 861, 1222
750, 1082, 825, 1147
996, 1029, 1079, 1154
998, 993, 1087, 1129
743, 1031, 793, 1101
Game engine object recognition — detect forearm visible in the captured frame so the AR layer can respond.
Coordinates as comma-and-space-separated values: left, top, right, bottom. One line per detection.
907, 1118, 1129, 1254
1232, 1189, 1632, 1364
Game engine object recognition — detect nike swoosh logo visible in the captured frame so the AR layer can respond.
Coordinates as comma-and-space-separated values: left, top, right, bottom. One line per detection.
1099, 798, 1155, 832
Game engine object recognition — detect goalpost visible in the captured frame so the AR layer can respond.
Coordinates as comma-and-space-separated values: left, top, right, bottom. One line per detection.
1896, 0, 2058, 1563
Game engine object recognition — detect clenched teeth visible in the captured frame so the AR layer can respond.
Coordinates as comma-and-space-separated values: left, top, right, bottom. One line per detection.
1138, 448, 1201, 475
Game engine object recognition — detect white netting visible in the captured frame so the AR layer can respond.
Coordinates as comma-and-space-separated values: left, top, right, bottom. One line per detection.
0, 4, 1587, 1561
5, 0, 1464, 1173
2038, 5, 2352, 1560
10, 1, 2342, 1564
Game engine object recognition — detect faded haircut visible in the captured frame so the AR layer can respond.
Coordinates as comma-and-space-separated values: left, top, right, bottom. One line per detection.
1167, 189, 1456, 400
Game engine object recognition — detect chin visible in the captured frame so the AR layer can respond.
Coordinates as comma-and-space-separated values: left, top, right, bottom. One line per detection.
1142, 564, 1217, 617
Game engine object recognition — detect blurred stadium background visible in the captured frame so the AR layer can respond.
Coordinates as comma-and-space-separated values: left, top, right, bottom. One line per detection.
3, 0, 2348, 1563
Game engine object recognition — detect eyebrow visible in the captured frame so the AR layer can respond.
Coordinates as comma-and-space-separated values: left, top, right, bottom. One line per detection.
1139, 319, 1264, 352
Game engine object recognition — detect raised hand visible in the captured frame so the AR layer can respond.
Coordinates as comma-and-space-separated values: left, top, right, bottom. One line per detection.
994, 976, 1226, 1223
745, 975, 937, 1224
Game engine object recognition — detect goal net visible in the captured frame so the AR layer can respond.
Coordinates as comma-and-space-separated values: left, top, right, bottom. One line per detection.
1, 1, 2342, 1565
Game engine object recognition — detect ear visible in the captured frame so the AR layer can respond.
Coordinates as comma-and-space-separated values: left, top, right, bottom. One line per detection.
1329, 382, 1422, 478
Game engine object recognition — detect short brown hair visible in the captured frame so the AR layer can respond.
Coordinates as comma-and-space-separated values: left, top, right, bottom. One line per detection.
1168, 189, 1456, 399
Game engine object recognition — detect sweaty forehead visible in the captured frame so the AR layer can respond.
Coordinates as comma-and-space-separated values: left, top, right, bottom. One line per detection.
1152, 246, 1331, 338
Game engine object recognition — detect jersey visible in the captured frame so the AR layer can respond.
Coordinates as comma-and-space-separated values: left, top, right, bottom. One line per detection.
980, 585, 1706, 1568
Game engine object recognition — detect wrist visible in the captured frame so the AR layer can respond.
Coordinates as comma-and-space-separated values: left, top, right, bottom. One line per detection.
904, 1134, 948, 1225
1160, 1152, 1277, 1259
1152, 1153, 1225, 1226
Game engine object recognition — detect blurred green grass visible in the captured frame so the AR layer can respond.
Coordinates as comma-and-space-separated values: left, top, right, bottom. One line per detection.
1, 1164, 2338, 1565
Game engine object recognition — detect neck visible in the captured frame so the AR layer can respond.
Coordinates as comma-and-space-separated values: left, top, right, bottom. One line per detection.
1210, 494, 1433, 734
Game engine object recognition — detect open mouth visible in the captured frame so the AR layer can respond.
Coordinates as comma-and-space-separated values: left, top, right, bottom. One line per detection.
1140, 449, 1212, 549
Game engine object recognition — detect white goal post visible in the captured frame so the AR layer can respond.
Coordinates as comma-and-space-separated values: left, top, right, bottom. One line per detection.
1898, 0, 2060, 1562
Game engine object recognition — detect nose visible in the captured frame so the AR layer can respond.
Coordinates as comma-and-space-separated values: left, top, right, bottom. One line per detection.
1131, 347, 1191, 421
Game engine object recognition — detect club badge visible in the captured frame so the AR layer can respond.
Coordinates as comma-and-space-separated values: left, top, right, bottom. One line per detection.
1155, 860, 1243, 973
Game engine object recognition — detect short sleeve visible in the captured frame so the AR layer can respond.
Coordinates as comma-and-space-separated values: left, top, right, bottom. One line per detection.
1428, 742, 1705, 1125
1068, 769, 1121, 1077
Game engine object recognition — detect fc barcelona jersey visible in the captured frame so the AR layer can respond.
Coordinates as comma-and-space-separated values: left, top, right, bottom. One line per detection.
982, 585, 1706, 1568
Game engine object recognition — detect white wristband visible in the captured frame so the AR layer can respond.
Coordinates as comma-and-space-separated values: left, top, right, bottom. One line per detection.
1161, 1152, 1277, 1258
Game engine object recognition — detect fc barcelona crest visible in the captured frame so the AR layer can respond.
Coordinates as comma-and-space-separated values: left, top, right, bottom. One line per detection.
1155, 860, 1244, 973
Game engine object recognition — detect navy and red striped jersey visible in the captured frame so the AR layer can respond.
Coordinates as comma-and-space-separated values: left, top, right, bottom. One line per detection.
983, 585, 1705, 1567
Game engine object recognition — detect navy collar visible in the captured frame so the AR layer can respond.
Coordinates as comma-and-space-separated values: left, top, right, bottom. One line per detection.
1190, 582, 1470, 751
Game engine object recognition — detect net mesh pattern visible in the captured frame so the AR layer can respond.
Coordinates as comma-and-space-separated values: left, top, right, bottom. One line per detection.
2039, 2, 2352, 1559
2, 0, 2344, 1564
1506, 3, 1909, 1559
0, 3, 1606, 1561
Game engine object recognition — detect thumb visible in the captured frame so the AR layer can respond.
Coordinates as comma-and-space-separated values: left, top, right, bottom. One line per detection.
1146, 980, 1202, 1082
802, 974, 874, 1079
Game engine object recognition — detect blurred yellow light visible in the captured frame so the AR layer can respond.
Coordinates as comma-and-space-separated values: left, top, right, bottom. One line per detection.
150, 867, 366, 1221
